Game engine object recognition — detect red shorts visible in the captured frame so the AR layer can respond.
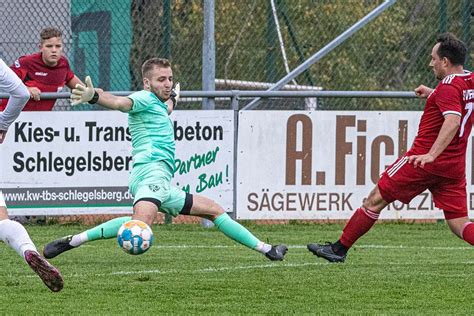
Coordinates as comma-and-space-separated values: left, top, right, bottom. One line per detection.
378, 157, 467, 220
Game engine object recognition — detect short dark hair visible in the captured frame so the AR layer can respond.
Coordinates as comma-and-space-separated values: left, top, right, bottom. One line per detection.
436, 33, 467, 66
40, 27, 62, 42
141, 58, 172, 78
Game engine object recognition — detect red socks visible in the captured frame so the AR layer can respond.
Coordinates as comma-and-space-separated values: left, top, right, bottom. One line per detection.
340, 207, 379, 249
339, 210, 474, 249
461, 222, 474, 246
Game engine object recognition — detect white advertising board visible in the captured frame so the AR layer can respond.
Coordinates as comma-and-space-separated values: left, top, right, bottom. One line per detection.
0, 111, 234, 215
237, 111, 474, 220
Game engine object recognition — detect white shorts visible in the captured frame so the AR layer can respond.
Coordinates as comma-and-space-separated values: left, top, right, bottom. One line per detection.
0, 191, 5, 207
0, 59, 22, 94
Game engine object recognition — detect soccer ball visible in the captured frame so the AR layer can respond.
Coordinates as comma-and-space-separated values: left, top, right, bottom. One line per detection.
117, 220, 154, 255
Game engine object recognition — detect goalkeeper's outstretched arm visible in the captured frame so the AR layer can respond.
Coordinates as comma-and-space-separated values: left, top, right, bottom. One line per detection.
92, 91, 133, 112
70, 76, 132, 112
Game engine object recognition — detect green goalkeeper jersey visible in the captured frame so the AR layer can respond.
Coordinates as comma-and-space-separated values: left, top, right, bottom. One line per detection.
127, 90, 175, 173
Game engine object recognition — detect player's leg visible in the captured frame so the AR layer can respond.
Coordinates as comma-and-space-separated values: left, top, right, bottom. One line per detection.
0, 191, 63, 292
45, 165, 162, 257
307, 184, 387, 262
308, 156, 428, 262
446, 216, 474, 243
44, 164, 160, 259
44, 179, 161, 259
43, 216, 132, 259
338, 185, 388, 250
0, 194, 37, 256
132, 161, 287, 260
158, 182, 287, 261
431, 177, 474, 245
188, 194, 287, 260
132, 200, 159, 226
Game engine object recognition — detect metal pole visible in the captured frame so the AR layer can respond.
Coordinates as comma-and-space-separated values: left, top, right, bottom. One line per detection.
462, 0, 471, 68
201, 0, 216, 227
163, 0, 173, 225
270, 0, 295, 85
0, 90, 418, 100
279, 0, 314, 86
162, 0, 171, 59
439, 0, 447, 34
231, 93, 239, 219
202, 0, 215, 110
242, 0, 397, 110
266, 0, 278, 82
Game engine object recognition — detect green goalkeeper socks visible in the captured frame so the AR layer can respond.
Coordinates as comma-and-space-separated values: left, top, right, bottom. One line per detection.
213, 213, 260, 250
70, 216, 132, 247
85, 216, 132, 241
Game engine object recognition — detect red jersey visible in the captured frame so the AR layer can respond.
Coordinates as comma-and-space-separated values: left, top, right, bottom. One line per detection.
408, 72, 474, 179
0, 53, 75, 111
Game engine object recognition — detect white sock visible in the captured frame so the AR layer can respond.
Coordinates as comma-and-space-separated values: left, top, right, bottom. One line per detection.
0, 219, 37, 258
70, 232, 88, 247
255, 241, 272, 254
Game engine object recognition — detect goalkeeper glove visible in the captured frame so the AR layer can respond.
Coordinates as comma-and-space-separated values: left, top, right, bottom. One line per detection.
170, 82, 180, 108
70, 76, 99, 106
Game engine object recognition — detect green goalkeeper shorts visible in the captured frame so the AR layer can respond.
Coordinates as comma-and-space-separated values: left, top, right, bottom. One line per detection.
129, 162, 192, 217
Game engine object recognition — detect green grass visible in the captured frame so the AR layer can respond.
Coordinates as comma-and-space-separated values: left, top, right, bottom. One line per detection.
0, 222, 472, 314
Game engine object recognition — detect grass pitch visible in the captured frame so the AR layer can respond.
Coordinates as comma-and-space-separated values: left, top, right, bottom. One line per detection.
0, 222, 472, 314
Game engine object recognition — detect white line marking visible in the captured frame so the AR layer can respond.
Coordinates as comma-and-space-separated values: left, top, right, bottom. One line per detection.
21, 259, 473, 280
21, 243, 474, 279
81, 243, 474, 251
109, 262, 325, 276
21, 262, 325, 279
18, 243, 474, 280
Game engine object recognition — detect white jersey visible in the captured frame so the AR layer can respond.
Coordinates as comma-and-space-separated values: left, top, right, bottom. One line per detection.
0, 58, 29, 131
0, 59, 21, 207
0, 58, 23, 93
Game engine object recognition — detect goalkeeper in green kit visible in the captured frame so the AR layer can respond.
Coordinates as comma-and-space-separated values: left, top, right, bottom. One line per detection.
43, 58, 287, 261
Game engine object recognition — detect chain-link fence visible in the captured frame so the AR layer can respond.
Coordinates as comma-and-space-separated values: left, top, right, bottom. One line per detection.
1, 0, 472, 111
0, 0, 473, 224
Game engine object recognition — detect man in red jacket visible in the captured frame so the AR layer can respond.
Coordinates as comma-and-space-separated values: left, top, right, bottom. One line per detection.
0, 27, 83, 111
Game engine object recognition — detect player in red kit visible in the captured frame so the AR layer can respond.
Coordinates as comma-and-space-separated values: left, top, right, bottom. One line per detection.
0, 27, 83, 111
307, 33, 474, 262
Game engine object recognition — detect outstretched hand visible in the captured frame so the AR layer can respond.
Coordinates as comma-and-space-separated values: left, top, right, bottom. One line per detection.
70, 76, 95, 106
